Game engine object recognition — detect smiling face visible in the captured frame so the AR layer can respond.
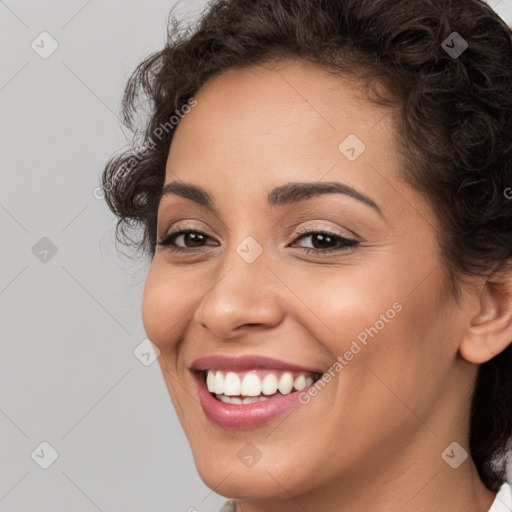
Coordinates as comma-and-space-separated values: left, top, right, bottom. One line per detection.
141, 59, 484, 507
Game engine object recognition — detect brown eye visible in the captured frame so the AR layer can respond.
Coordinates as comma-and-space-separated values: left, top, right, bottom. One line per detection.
291, 230, 358, 254
158, 229, 218, 251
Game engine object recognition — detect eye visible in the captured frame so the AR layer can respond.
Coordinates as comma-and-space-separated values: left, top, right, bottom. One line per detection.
157, 227, 359, 254
157, 229, 218, 252
290, 228, 359, 254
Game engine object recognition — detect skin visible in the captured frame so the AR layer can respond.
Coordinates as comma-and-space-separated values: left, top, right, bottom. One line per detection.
142, 59, 512, 511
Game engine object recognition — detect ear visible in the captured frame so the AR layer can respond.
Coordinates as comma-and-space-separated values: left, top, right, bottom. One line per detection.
459, 260, 512, 364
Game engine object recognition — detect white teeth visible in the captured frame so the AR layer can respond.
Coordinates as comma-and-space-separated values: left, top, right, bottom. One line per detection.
214, 371, 224, 394
241, 372, 261, 396
206, 371, 216, 392
224, 372, 241, 396
205, 369, 317, 399
216, 394, 270, 404
294, 374, 307, 391
261, 374, 278, 395
278, 372, 294, 394
241, 396, 259, 404
218, 395, 243, 404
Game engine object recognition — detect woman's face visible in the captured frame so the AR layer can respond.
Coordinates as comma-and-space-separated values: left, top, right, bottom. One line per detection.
142, 60, 478, 502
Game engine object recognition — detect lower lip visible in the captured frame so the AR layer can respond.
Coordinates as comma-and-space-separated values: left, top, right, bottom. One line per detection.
193, 373, 310, 429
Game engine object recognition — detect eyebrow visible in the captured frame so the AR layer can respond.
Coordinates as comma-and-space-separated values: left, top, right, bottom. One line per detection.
160, 180, 384, 217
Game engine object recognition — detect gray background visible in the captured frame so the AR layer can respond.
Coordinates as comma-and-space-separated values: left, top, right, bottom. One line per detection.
1, 1, 511, 511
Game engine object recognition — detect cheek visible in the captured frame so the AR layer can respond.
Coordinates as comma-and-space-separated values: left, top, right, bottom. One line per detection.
141, 264, 187, 350
303, 259, 454, 393
296, 263, 405, 352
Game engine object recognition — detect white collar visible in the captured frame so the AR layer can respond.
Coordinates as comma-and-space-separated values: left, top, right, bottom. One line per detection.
488, 482, 512, 512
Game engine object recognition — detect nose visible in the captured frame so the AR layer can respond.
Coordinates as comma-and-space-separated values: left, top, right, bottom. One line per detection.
192, 248, 285, 340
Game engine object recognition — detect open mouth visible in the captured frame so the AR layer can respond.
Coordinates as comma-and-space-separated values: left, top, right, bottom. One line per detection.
190, 355, 326, 428
202, 369, 323, 405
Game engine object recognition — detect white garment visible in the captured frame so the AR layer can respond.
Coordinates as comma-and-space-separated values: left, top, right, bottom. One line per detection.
488, 482, 512, 512
220, 482, 512, 511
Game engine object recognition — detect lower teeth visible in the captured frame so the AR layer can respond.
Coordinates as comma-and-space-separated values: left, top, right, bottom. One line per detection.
215, 394, 275, 404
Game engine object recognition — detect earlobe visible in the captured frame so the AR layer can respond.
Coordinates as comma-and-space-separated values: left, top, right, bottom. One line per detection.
459, 266, 512, 364
459, 332, 500, 364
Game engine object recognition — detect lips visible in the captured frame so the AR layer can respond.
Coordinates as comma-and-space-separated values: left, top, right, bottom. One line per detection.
191, 355, 324, 373
190, 355, 323, 429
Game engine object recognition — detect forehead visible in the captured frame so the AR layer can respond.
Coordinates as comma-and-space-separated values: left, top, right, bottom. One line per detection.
170, 59, 393, 158
163, 59, 430, 226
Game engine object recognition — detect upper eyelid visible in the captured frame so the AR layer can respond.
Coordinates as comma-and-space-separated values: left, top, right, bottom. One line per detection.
157, 202, 364, 239
160, 215, 359, 237
157, 207, 233, 236
162, 224, 354, 237
294, 224, 357, 239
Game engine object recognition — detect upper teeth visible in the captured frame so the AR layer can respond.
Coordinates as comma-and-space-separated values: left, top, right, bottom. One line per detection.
205, 370, 314, 396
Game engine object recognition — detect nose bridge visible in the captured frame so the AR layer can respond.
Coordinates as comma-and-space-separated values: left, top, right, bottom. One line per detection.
193, 235, 284, 338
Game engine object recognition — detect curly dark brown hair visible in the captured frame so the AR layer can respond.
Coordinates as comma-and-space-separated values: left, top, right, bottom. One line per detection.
102, 0, 512, 492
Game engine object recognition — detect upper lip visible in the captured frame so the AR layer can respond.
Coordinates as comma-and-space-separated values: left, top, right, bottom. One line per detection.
190, 355, 324, 374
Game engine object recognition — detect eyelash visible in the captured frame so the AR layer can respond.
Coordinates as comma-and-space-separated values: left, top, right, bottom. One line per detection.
157, 226, 359, 255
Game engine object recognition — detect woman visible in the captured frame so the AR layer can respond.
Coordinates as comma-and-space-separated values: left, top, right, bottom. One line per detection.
102, 0, 512, 510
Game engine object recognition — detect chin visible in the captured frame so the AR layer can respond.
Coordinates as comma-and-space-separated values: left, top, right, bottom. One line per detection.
196, 459, 296, 501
